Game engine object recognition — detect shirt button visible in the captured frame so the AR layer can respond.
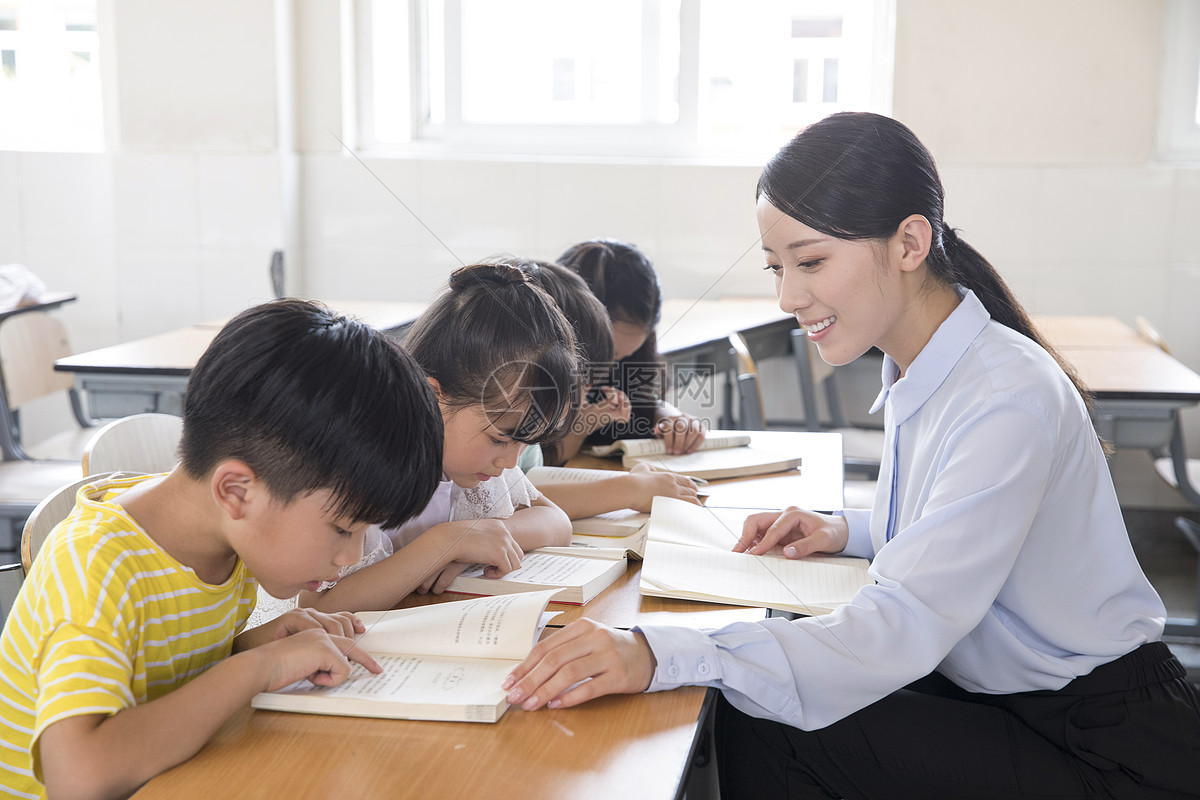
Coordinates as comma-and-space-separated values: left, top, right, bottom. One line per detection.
668, 665, 679, 677
697, 663, 710, 675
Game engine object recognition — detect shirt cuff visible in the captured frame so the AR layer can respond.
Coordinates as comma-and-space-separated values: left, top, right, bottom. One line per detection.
635, 624, 722, 691
840, 507, 874, 559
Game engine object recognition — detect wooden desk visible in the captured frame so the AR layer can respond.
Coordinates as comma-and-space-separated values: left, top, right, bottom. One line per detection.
55, 300, 426, 418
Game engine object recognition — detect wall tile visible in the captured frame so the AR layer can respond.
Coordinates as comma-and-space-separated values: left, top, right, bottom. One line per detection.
113, 154, 199, 246
416, 160, 539, 258
22, 236, 119, 349
301, 155, 421, 246
19, 152, 114, 240
657, 163, 760, 256
199, 247, 278, 320
116, 244, 204, 339
1035, 168, 1172, 263
941, 166, 1043, 270
300, 243, 455, 304
536, 162, 661, 257
0, 152, 20, 243
1169, 171, 1200, 263
197, 155, 284, 246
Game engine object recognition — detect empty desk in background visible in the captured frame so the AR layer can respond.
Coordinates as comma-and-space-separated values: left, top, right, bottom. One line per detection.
54, 301, 426, 419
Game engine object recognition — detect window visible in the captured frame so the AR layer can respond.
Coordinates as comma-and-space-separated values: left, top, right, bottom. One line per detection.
0, 0, 103, 151
1158, 0, 1200, 160
356, 0, 894, 159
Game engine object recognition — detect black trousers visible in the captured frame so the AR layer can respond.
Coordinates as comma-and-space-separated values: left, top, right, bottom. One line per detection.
715, 642, 1200, 799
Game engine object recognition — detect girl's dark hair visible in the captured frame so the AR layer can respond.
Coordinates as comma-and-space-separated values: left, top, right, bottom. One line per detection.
510, 257, 614, 376
180, 299, 443, 529
403, 262, 579, 445
559, 239, 667, 441
757, 111, 1096, 421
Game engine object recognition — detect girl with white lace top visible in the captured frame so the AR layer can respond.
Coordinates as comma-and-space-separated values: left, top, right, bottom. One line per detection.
300, 262, 576, 613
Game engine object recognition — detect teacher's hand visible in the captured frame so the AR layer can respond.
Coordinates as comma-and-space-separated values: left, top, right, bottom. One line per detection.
733, 506, 848, 558
502, 619, 656, 710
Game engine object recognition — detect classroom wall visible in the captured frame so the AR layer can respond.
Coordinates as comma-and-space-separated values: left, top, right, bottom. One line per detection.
1, 0, 1196, 506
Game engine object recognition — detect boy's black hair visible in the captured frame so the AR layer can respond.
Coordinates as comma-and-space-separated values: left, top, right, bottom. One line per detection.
179, 298, 443, 529
402, 262, 579, 446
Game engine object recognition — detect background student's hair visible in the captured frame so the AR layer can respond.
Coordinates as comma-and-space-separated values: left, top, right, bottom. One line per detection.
509, 257, 613, 382
757, 111, 1095, 418
179, 298, 443, 529
403, 261, 580, 445
558, 238, 662, 369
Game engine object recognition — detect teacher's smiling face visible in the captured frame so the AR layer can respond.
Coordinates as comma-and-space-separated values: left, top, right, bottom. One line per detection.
757, 197, 905, 369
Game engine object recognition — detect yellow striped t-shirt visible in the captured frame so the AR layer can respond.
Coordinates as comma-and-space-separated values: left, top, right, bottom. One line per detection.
0, 473, 257, 799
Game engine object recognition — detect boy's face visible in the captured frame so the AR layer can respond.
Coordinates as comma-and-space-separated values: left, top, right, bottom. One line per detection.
440, 403, 526, 489
239, 488, 370, 599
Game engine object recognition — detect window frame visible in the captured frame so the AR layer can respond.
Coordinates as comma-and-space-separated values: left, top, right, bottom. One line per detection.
1158, 0, 1200, 161
353, 0, 895, 161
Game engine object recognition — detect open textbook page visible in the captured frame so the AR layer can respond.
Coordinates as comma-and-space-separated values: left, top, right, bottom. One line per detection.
639, 497, 871, 615
251, 591, 561, 723
583, 430, 802, 479
582, 430, 751, 459
446, 548, 628, 605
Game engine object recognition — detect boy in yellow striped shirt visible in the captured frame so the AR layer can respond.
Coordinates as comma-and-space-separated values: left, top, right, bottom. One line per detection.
0, 299, 443, 800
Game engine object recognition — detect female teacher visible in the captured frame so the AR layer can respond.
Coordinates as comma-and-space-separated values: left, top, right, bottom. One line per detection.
503, 112, 1200, 799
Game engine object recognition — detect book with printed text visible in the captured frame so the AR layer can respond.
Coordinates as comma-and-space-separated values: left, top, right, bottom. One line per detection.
581, 430, 801, 480
251, 591, 561, 723
639, 497, 872, 615
446, 548, 628, 604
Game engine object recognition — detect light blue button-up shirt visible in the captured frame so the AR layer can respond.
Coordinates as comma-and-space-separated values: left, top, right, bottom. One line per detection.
638, 290, 1165, 731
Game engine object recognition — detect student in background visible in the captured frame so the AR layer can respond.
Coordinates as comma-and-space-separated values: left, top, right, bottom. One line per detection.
505, 113, 1200, 799
558, 239, 706, 457
303, 263, 576, 610
0, 300, 443, 800
513, 257, 701, 517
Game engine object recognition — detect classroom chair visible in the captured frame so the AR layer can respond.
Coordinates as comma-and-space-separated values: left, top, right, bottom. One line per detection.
82, 413, 183, 475
789, 328, 884, 479
0, 310, 97, 462
1134, 317, 1200, 638
724, 332, 766, 430
0, 472, 120, 624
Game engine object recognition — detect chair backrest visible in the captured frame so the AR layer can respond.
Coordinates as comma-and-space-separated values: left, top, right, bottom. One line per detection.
790, 328, 844, 429
728, 333, 766, 430
0, 311, 75, 411
21, 472, 118, 573
82, 413, 183, 475
1134, 315, 1171, 354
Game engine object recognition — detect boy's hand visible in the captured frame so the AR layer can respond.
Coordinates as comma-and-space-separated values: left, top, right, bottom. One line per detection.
272, 607, 365, 640
436, 519, 524, 576
502, 619, 656, 710
582, 386, 632, 433
733, 506, 848, 558
625, 463, 700, 511
654, 413, 706, 454
259, 628, 381, 692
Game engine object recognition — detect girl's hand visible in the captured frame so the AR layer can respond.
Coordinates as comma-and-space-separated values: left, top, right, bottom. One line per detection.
654, 413, 705, 455
625, 463, 700, 510
271, 607, 365, 641
582, 386, 632, 433
259, 628, 381, 692
501, 619, 656, 710
417, 560, 472, 595
435, 519, 524, 576
733, 506, 849, 558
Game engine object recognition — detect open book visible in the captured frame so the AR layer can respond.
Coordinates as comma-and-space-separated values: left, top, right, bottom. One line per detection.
526, 465, 651, 536
639, 497, 871, 615
446, 548, 628, 605
251, 591, 561, 723
582, 430, 801, 480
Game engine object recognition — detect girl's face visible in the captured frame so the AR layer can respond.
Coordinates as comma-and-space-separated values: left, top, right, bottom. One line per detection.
758, 198, 911, 368
611, 318, 650, 361
439, 402, 527, 488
